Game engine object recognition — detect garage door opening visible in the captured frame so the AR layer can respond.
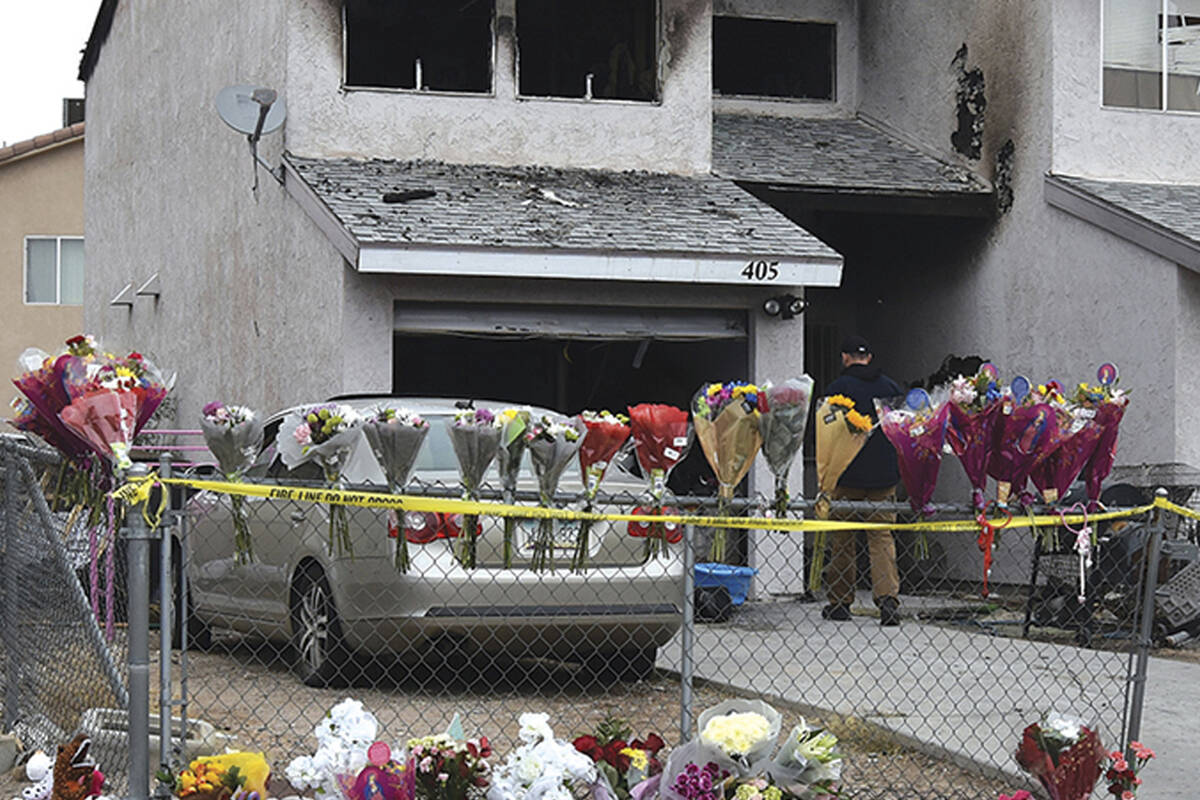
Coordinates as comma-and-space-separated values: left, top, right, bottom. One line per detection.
391, 303, 751, 498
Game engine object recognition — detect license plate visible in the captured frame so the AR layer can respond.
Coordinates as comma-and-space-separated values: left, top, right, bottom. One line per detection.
520, 520, 581, 551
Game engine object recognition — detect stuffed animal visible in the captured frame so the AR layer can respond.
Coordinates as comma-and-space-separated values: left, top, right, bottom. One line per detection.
50, 735, 102, 800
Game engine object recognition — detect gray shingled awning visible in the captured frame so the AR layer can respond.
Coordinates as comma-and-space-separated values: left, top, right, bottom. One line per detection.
1045, 174, 1200, 272
283, 155, 842, 287
713, 114, 993, 215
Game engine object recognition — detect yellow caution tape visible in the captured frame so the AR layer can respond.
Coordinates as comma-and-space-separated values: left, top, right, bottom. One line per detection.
111, 474, 1185, 534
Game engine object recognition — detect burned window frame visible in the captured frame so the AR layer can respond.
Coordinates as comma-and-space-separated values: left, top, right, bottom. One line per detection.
340, 1, 498, 96
711, 15, 837, 103
514, 0, 663, 104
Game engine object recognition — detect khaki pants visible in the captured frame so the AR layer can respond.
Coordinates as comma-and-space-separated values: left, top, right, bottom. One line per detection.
825, 485, 900, 606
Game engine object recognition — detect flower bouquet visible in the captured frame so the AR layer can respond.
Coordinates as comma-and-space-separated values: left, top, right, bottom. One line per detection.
1103, 740, 1154, 799
286, 698, 381, 799
874, 389, 951, 517
447, 408, 502, 569
757, 378, 814, 519
526, 414, 585, 572
278, 404, 365, 556
693, 382, 764, 563
495, 408, 532, 569
408, 733, 491, 800
987, 377, 1063, 507
574, 717, 665, 800
12, 336, 103, 464
1015, 714, 1105, 800
627, 404, 692, 560
809, 395, 874, 590
1029, 396, 1103, 507
58, 351, 169, 473
764, 720, 842, 800
200, 403, 264, 565
487, 713, 606, 800
170, 753, 270, 800
945, 366, 1003, 511
574, 410, 631, 572
363, 407, 430, 573
1077, 365, 1130, 511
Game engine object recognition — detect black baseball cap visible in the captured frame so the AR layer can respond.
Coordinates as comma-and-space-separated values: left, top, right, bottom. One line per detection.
840, 335, 871, 355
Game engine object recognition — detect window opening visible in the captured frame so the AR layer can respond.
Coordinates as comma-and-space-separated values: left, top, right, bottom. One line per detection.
713, 17, 835, 101
516, 0, 658, 101
344, 0, 493, 93
1103, 0, 1200, 111
25, 237, 83, 305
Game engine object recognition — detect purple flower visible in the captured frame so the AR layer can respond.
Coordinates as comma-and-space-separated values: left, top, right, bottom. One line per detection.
475, 408, 495, 424
202, 401, 223, 417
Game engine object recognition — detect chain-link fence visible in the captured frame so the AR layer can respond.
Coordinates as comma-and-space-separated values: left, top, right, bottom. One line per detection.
3, 435, 1189, 800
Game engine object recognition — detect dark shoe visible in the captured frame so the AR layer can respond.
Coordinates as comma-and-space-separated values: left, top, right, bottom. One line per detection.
879, 596, 901, 627
821, 603, 852, 621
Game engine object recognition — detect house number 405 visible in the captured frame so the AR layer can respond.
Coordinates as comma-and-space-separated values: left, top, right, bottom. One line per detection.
741, 260, 780, 281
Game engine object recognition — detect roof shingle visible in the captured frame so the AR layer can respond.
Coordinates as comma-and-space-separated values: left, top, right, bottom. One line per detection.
1051, 175, 1200, 246
713, 114, 990, 195
0, 123, 85, 167
287, 155, 840, 261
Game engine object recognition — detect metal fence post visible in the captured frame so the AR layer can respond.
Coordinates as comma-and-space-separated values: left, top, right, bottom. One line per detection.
125, 463, 153, 800
3, 447, 20, 730
1125, 487, 1165, 750
157, 455, 174, 790
680, 523, 695, 743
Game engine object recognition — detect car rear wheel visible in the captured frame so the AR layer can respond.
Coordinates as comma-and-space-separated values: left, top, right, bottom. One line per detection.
290, 565, 348, 687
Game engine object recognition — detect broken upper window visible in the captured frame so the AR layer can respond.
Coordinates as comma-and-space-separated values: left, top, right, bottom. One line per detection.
516, 0, 659, 101
344, 0, 493, 93
1103, 0, 1200, 111
713, 17, 835, 101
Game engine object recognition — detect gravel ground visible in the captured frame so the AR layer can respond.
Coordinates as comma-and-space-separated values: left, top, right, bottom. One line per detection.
63, 629, 1017, 800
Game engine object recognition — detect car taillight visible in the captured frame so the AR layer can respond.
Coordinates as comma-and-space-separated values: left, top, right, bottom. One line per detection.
403, 511, 442, 544
401, 511, 461, 544
626, 506, 683, 543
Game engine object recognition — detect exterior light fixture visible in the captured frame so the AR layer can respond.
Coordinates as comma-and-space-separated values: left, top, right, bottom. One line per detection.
762, 293, 808, 321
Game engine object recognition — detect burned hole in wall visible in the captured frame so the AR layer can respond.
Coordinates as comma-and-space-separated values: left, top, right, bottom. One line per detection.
344, 0, 494, 93
516, 0, 658, 101
713, 17, 835, 101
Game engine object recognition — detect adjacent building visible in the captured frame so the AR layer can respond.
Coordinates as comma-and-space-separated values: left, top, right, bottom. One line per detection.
0, 122, 86, 404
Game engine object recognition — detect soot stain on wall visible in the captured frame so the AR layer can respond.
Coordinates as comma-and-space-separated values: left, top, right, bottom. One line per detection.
950, 44, 986, 161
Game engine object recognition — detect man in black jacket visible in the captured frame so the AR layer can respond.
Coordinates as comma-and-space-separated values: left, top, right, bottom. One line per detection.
821, 335, 902, 626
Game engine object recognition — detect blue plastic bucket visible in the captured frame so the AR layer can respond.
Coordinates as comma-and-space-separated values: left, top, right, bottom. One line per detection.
694, 563, 758, 606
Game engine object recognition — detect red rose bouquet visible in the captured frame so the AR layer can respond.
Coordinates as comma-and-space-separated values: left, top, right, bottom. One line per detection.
1015, 715, 1104, 800
627, 403, 692, 559
573, 410, 631, 572
573, 717, 665, 800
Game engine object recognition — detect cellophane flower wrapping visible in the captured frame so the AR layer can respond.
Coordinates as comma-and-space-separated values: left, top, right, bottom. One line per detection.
574, 410, 631, 572
447, 409, 502, 569
487, 713, 604, 800
874, 394, 950, 517
363, 408, 430, 573
496, 408, 532, 569
766, 720, 843, 800
987, 398, 1062, 507
201, 403, 264, 564
278, 404, 364, 556
59, 365, 145, 472
526, 415, 585, 572
944, 372, 1003, 511
11, 340, 94, 462
286, 698, 380, 799
1015, 716, 1104, 800
693, 382, 764, 563
628, 404, 692, 560
1080, 391, 1129, 510
757, 378, 814, 518
1029, 404, 1103, 506
810, 396, 872, 590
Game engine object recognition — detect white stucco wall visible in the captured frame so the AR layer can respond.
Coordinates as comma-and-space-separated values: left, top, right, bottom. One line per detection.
711, 0, 858, 119
84, 0, 372, 425
1177, 266, 1200, 470
285, 0, 713, 174
1053, 0, 1200, 181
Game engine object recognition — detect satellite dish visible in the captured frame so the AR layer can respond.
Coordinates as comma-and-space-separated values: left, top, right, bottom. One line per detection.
216, 84, 286, 191
216, 85, 286, 139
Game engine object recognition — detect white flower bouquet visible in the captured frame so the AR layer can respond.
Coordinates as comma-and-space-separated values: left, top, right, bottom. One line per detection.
200, 402, 264, 564
488, 713, 607, 800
